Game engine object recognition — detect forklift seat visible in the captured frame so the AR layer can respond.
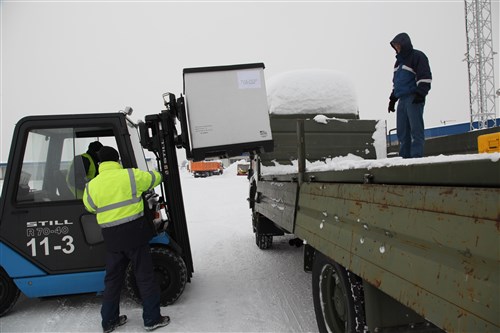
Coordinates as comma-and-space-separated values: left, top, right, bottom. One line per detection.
53, 169, 74, 200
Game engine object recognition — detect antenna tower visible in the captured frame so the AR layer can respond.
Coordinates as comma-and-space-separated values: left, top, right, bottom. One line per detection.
464, 0, 497, 130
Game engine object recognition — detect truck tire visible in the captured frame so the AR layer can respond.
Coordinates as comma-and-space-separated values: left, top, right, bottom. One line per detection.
312, 251, 365, 333
125, 247, 187, 306
255, 233, 273, 249
0, 267, 20, 317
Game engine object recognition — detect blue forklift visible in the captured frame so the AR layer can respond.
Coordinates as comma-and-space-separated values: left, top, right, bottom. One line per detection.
0, 63, 272, 317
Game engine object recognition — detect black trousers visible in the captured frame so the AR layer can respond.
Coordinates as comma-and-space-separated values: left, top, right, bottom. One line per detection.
100, 243, 161, 329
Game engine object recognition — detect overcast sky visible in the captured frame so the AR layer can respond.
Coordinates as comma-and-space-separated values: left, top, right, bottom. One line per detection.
1, 0, 499, 162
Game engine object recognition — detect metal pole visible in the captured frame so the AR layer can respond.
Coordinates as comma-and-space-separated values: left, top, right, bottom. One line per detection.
297, 119, 305, 186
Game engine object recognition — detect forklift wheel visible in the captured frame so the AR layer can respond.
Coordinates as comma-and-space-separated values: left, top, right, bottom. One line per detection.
125, 247, 187, 306
0, 267, 20, 317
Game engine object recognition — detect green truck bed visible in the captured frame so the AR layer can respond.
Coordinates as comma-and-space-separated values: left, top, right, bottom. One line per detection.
251, 116, 500, 332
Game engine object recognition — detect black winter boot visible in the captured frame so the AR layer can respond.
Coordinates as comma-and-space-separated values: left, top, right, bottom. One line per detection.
103, 315, 128, 333
144, 316, 170, 331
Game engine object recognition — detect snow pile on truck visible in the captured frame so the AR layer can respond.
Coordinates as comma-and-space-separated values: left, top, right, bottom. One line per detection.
262, 149, 500, 176
267, 69, 359, 117
259, 69, 385, 172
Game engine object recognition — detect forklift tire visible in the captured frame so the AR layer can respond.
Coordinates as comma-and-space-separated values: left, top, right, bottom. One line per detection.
0, 267, 20, 317
125, 247, 187, 306
312, 251, 365, 333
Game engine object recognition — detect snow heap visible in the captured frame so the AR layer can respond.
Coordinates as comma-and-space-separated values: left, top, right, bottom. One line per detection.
266, 69, 359, 116
261, 152, 500, 176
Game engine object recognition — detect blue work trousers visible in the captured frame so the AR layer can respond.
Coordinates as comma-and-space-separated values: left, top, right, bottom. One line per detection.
101, 243, 161, 329
396, 94, 425, 158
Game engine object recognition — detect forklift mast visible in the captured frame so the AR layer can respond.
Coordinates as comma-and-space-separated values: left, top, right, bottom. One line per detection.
140, 94, 193, 280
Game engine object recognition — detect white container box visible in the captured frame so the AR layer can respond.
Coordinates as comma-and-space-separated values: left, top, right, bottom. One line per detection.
183, 63, 273, 160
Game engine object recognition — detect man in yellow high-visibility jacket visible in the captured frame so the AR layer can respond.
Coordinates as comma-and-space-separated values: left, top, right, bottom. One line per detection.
83, 146, 170, 333
67, 141, 103, 198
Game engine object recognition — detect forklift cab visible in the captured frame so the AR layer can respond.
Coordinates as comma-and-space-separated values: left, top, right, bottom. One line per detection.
14, 116, 147, 204
0, 113, 151, 299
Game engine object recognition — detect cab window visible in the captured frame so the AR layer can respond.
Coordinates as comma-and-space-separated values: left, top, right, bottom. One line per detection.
16, 127, 118, 203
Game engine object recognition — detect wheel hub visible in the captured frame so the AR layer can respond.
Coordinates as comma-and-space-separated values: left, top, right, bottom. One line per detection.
320, 264, 347, 332
155, 266, 171, 289
333, 285, 346, 321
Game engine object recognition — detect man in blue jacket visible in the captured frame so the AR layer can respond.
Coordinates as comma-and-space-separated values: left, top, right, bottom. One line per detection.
388, 32, 432, 158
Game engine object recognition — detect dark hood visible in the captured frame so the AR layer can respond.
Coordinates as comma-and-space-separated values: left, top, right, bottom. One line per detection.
391, 32, 413, 57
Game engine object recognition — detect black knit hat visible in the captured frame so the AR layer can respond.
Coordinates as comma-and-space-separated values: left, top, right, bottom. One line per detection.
98, 146, 120, 162
88, 141, 103, 153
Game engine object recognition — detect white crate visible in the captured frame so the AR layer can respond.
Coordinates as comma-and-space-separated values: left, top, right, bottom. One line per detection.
183, 63, 273, 160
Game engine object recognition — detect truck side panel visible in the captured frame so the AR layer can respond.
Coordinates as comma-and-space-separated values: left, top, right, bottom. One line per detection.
253, 117, 380, 233
259, 118, 380, 166
295, 182, 499, 332
253, 181, 298, 233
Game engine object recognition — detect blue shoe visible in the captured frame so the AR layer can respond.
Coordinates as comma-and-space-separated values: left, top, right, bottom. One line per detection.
103, 315, 127, 333
144, 316, 170, 331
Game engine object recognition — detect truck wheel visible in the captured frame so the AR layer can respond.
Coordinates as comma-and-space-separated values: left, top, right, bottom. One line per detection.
125, 247, 187, 306
255, 233, 272, 249
0, 267, 20, 317
312, 251, 365, 333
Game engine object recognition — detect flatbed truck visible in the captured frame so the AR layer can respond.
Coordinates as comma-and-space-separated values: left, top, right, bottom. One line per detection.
249, 113, 499, 333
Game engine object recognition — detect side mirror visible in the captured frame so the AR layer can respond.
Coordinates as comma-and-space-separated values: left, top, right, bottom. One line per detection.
138, 121, 153, 151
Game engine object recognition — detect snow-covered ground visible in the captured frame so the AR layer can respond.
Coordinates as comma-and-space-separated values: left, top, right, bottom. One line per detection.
0, 163, 318, 333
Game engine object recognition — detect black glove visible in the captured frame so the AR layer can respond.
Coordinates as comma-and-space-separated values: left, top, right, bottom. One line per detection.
388, 100, 396, 113
412, 93, 425, 104
388, 93, 398, 113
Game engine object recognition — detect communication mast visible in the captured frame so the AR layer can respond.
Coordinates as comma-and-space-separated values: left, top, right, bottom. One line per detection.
464, 0, 497, 130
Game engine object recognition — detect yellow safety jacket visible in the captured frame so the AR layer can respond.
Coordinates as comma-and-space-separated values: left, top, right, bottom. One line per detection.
83, 161, 162, 228
67, 153, 98, 198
